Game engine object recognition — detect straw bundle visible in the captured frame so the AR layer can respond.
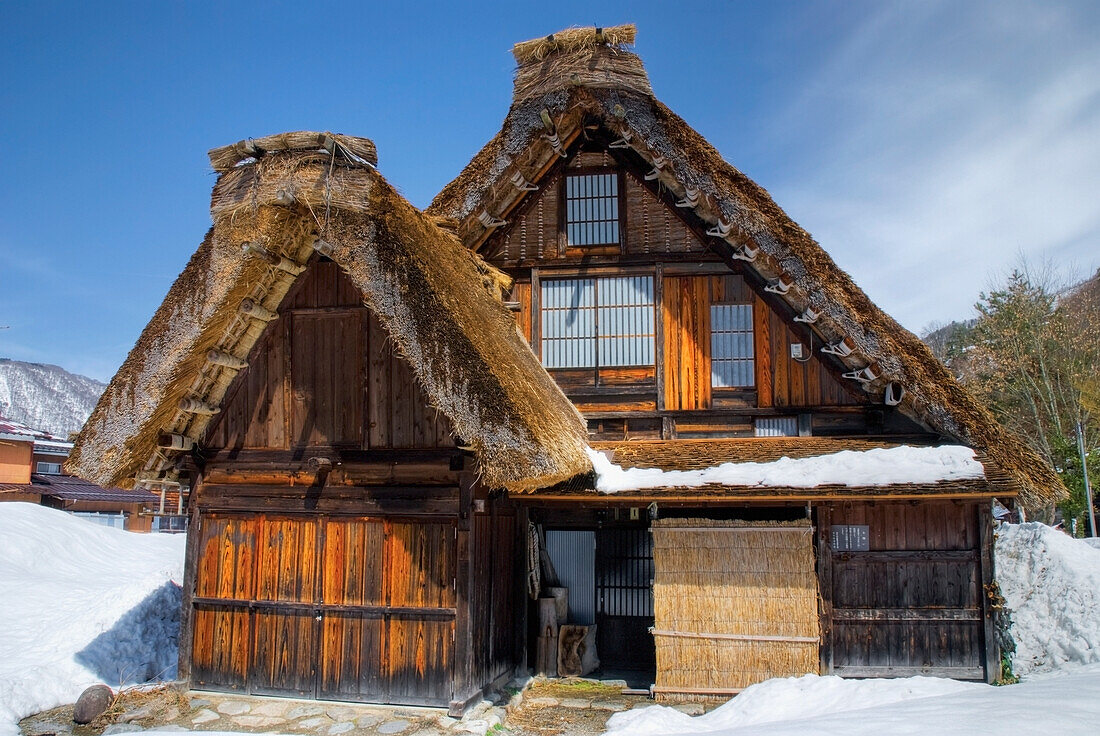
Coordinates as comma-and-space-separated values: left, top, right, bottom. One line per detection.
208, 131, 378, 172
651, 519, 820, 702
512, 24, 636, 64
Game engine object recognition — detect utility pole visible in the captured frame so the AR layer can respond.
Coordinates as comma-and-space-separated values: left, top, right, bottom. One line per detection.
1077, 421, 1096, 537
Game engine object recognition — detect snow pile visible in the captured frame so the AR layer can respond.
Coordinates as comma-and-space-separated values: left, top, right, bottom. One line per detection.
586, 444, 984, 494
0, 503, 186, 736
995, 522, 1100, 676
605, 675, 980, 735
603, 666, 1100, 735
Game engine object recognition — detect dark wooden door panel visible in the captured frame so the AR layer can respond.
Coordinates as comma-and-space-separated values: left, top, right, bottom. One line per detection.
319, 612, 385, 702
387, 616, 454, 706
190, 603, 250, 691
825, 502, 986, 679
251, 609, 317, 697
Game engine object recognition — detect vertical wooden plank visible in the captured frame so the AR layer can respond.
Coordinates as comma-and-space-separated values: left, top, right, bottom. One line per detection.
754, 295, 773, 407
770, 311, 789, 407
978, 502, 998, 682
367, 312, 392, 448
654, 264, 665, 411
696, 278, 712, 410
816, 505, 833, 675
787, 325, 807, 406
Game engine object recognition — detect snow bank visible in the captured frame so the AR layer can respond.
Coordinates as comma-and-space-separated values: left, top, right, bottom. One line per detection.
0, 503, 186, 736
605, 675, 980, 735
995, 522, 1100, 676
605, 666, 1100, 735
587, 444, 983, 494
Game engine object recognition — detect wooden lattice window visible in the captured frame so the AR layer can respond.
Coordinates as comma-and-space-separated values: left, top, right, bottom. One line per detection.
565, 173, 620, 246
710, 303, 755, 388
541, 276, 655, 369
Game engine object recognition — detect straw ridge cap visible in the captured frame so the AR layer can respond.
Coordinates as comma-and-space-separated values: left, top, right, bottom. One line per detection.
512, 24, 636, 64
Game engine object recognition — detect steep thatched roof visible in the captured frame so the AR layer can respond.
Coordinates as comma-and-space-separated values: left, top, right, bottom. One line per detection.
70, 132, 591, 493
426, 27, 1065, 509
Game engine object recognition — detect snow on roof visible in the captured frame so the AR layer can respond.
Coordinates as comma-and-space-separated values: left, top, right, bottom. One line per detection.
0, 416, 57, 442
586, 444, 985, 494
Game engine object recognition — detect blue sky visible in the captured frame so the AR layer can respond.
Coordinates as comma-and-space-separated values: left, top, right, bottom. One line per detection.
1, 1, 1098, 382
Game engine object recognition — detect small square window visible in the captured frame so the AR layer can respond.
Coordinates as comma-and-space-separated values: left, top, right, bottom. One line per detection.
565, 173, 620, 246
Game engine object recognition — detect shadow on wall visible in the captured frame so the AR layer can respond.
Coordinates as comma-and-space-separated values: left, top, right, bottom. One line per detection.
75, 581, 182, 684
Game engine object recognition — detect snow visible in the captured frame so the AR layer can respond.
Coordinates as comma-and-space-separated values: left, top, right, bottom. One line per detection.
586, 444, 984, 494
604, 666, 1100, 735
0, 503, 186, 736
0, 359, 105, 437
995, 522, 1100, 676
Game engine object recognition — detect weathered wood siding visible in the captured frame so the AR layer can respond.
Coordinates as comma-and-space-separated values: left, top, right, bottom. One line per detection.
487, 148, 891, 441
190, 513, 456, 704
206, 260, 454, 452
817, 501, 992, 680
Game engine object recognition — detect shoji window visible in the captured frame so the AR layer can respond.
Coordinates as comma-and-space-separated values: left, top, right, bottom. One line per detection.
565, 173, 620, 246
542, 276, 655, 369
710, 303, 755, 388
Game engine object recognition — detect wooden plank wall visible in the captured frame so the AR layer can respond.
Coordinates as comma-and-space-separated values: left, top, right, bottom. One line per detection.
819, 501, 989, 680
190, 513, 457, 705
206, 260, 454, 452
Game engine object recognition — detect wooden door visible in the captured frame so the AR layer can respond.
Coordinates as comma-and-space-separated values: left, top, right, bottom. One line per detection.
822, 502, 987, 679
251, 518, 319, 696
190, 513, 456, 705
191, 515, 258, 691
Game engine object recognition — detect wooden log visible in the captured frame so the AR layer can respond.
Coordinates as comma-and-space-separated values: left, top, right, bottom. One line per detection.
538, 597, 560, 638
544, 586, 568, 625
536, 635, 559, 677
558, 624, 599, 677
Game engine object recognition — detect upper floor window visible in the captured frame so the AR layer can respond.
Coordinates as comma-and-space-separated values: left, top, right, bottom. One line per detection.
542, 276, 655, 369
710, 303, 755, 388
565, 173, 620, 247
36, 461, 62, 475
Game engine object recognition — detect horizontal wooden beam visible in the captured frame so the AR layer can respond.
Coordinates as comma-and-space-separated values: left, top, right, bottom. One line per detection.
833, 549, 980, 562
832, 665, 985, 680
192, 597, 456, 618
832, 607, 981, 622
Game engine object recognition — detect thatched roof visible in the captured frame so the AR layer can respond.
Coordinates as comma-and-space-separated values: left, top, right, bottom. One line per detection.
426, 27, 1065, 509
70, 132, 591, 493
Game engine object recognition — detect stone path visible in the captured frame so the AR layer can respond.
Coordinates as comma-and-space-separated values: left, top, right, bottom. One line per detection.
20, 677, 713, 736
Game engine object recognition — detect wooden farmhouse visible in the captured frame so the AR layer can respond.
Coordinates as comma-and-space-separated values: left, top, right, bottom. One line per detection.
72, 26, 1063, 713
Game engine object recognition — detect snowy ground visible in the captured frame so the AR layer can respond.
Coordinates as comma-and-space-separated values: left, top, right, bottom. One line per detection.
604, 666, 1100, 735
0, 503, 185, 736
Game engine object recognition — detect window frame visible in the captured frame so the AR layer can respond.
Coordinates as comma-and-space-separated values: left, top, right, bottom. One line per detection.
560, 167, 626, 255
709, 301, 756, 390
539, 274, 656, 372
35, 461, 63, 475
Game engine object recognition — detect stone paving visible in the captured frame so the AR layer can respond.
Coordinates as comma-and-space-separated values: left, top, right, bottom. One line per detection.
19, 676, 713, 736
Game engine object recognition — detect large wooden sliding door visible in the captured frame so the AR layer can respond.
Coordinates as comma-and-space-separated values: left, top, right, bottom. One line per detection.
191, 513, 456, 705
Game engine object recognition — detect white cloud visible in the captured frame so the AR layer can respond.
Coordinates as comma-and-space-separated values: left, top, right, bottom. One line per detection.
765, 1, 1100, 333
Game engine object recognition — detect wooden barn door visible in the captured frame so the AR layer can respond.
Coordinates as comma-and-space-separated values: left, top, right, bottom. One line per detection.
820, 502, 990, 680
191, 513, 456, 705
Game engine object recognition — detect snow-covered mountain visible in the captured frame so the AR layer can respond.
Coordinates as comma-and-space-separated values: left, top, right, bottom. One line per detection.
0, 359, 106, 438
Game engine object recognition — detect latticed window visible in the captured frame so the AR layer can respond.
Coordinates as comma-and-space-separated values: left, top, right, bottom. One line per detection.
710, 303, 755, 388
565, 173, 620, 246
541, 276, 655, 369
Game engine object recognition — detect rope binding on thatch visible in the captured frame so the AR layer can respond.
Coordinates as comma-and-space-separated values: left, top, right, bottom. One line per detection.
208, 131, 378, 172
512, 23, 636, 64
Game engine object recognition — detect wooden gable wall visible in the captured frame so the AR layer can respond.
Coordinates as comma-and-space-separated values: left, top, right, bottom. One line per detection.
478, 144, 931, 441
205, 260, 454, 452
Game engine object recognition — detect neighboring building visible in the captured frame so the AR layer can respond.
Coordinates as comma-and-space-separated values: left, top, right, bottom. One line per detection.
0, 416, 157, 531
71, 27, 1063, 712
